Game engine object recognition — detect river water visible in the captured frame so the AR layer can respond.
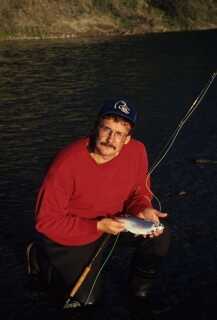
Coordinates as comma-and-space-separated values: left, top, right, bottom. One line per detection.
0, 29, 217, 319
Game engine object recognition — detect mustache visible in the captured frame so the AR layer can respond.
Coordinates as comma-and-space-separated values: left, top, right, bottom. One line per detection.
100, 142, 116, 150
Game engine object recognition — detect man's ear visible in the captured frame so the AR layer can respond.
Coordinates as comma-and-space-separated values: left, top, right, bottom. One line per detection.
124, 135, 131, 145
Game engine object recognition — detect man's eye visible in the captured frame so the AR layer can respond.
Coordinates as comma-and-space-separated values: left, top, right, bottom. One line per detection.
101, 126, 111, 134
115, 132, 123, 138
103, 127, 110, 132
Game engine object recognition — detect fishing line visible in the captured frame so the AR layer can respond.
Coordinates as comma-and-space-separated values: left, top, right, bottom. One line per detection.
84, 233, 120, 305
75, 71, 217, 305
145, 71, 217, 211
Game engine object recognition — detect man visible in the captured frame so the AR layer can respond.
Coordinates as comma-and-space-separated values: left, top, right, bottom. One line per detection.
33, 98, 170, 315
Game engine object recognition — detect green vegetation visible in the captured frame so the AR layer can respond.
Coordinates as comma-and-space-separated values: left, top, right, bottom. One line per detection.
0, 0, 216, 40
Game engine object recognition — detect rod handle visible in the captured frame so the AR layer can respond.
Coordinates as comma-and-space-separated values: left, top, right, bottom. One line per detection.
69, 264, 92, 298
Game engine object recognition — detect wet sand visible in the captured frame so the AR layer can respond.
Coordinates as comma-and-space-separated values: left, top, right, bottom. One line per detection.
1, 155, 217, 320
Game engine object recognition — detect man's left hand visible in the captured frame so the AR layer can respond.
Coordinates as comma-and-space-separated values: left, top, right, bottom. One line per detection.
137, 208, 168, 238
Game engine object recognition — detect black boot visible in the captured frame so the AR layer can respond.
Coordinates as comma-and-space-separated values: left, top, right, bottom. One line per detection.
128, 224, 171, 316
129, 253, 162, 296
128, 255, 161, 320
129, 257, 172, 319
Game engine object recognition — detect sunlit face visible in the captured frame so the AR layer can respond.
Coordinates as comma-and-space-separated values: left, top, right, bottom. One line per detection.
94, 117, 131, 160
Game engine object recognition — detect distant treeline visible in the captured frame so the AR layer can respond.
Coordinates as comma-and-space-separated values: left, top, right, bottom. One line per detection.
0, 0, 216, 40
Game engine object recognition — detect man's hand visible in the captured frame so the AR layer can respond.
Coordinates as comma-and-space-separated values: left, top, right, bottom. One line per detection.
97, 218, 125, 235
137, 208, 168, 238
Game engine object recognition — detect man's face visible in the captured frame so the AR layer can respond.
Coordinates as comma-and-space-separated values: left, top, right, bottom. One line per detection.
95, 117, 131, 159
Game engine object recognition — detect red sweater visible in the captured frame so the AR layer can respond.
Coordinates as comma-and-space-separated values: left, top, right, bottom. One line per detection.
35, 137, 153, 245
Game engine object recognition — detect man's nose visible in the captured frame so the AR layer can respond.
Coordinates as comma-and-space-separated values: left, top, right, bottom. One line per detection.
106, 130, 115, 143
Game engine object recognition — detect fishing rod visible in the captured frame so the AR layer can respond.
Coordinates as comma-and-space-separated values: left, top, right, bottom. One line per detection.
63, 234, 112, 309
64, 71, 217, 309
146, 71, 217, 211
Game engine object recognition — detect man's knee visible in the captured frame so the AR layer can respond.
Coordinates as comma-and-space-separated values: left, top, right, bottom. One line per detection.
134, 223, 171, 259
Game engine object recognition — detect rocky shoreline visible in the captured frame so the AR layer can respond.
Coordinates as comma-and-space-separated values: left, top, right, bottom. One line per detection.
1, 0, 217, 42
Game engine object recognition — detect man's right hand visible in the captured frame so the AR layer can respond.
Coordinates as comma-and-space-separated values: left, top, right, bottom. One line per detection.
97, 218, 125, 235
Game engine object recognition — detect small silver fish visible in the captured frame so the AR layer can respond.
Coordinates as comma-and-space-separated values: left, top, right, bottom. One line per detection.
117, 215, 164, 236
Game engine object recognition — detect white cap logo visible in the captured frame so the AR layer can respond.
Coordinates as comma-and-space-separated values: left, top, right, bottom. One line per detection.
114, 100, 130, 114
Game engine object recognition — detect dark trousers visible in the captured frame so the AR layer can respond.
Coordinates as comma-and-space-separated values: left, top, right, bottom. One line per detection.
36, 225, 170, 305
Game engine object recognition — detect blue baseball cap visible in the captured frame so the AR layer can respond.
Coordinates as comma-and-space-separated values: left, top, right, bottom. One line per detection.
98, 98, 137, 125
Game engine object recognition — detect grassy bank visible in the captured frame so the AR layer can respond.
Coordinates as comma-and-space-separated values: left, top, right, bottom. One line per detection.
0, 0, 217, 40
